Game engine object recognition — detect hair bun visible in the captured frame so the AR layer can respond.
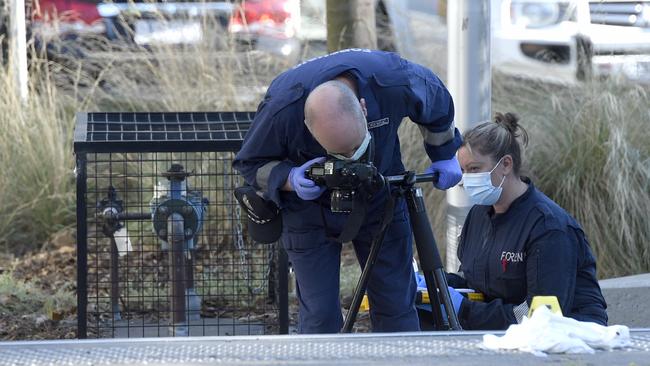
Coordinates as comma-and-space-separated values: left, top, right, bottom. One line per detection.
494, 112, 528, 147
494, 112, 518, 134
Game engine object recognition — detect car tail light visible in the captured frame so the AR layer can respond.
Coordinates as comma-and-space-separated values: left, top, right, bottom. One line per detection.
32, 0, 105, 36
229, 0, 299, 39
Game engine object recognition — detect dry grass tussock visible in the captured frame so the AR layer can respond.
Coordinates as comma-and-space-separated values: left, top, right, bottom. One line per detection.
399, 72, 650, 278
0, 30, 301, 339
0, 28, 297, 254
493, 72, 650, 278
2, 21, 648, 278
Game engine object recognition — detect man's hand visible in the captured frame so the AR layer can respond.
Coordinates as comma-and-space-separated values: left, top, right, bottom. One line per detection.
288, 157, 327, 200
425, 156, 462, 190
447, 286, 464, 314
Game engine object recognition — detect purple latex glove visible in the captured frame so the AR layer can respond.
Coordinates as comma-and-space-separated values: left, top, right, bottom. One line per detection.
425, 156, 462, 190
447, 286, 464, 314
288, 157, 327, 200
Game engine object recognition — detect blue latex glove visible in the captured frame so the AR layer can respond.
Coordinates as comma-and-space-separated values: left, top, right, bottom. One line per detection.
425, 156, 462, 190
447, 286, 464, 314
288, 157, 327, 200
415, 272, 427, 289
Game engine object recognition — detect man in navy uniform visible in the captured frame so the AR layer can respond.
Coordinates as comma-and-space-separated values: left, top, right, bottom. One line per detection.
233, 49, 462, 333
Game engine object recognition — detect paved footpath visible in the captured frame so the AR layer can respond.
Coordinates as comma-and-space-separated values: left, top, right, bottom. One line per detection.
1, 330, 649, 366
600, 273, 650, 328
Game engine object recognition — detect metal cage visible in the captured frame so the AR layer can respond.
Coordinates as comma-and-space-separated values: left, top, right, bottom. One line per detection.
73, 112, 289, 338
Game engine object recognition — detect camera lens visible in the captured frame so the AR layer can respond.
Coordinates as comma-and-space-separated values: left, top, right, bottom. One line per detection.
331, 190, 355, 213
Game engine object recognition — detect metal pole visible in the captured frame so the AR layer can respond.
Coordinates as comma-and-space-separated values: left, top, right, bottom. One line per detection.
109, 237, 121, 321
76, 155, 88, 338
445, 0, 491, 272
277, 245, 289, 334
9, 0, 28, 102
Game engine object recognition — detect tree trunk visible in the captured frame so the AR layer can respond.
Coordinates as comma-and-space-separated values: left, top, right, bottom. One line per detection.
326, 0, 377, 52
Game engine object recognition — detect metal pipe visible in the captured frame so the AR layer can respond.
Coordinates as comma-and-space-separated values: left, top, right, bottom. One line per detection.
110, 237, 121, 321
117, 212, 151, 221
169, 213, 187, 336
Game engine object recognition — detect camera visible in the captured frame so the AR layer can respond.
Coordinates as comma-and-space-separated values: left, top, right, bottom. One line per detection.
306, 160, 384, 213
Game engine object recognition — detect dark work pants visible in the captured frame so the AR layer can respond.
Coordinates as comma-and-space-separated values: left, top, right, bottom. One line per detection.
281, 200, 419, 333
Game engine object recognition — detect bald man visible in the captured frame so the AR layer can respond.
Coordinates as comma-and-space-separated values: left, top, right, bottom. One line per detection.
233, 49, 462, 333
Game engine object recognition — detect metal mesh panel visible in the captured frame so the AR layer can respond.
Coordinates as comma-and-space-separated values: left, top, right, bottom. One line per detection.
74, 113, 286, 338
74, 112, 253, 153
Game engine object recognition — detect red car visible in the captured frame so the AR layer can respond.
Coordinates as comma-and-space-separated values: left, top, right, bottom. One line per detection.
29, 0, 301, 61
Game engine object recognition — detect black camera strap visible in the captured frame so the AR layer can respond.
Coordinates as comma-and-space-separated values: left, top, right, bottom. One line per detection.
321, 190, 368, 243
321, 181, 395, 244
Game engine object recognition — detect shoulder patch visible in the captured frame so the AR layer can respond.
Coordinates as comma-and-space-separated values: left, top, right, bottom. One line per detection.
368, 117, 389, 129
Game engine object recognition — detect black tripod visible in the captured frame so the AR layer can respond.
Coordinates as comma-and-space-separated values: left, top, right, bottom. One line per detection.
342, 171, 462, 332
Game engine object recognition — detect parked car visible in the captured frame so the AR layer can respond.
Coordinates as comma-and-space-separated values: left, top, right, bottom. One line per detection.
302, 0, 650, 84
28, 0, 303, 61
490, 0, 650, 83
228, 0, 302, 61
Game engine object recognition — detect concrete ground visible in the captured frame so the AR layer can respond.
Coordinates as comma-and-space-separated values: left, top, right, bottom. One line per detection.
2, 330, 649, 366
599, 273, 650, 328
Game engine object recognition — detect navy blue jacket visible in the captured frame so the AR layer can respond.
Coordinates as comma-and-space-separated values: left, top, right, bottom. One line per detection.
449, 178, 608, 329
232, 49, 461, 219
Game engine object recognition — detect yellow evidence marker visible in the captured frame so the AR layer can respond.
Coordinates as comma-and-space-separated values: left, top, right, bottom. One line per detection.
528, 295, 563, 318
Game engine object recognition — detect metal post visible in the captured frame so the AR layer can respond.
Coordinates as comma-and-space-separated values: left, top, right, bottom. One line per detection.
9, 0, 28, 102
446, 0, 491, 272
76, 155, 88, 338
278, 245, 289, 334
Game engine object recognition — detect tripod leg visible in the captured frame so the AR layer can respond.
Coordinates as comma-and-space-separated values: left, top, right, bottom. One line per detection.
420, 271, 447, 330
341, 226, 390, 333
341, 190, 397, 333
434, 269, 461, 329
406, 187, 462, 330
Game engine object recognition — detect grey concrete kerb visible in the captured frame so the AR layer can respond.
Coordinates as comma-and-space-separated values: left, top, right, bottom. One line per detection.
599, 273, 650, 328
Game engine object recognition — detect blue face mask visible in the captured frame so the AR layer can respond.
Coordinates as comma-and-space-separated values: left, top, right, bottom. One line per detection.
462, 157, 506, 206
329, 131, 372, 161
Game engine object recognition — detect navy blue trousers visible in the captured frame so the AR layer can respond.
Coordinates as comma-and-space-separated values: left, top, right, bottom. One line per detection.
281, 199, 419, 333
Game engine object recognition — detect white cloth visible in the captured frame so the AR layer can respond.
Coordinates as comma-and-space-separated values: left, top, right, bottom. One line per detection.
481, 306, 631, 356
